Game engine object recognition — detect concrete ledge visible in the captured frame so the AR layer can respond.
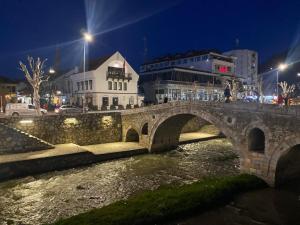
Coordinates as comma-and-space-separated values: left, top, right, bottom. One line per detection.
0, 143, 147, 182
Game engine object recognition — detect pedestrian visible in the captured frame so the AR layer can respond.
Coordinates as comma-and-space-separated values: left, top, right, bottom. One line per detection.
284, 96, 288, 106
224, 86, 231, 103
277, 94, 284, 106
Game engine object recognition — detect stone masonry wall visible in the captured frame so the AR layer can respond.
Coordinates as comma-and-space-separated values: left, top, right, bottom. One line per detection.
0, 124, 53, 154
181, 116, 210, 133
0, 112, 122, 145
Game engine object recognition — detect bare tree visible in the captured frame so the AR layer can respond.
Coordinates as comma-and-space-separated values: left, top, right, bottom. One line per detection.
279, 81, 295, 98
19, 56, 48, 115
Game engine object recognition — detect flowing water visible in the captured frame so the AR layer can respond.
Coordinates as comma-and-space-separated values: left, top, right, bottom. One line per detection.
0, 139, 299, 225
0, 139, 238, 225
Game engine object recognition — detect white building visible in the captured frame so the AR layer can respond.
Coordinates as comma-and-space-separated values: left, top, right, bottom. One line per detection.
53, 51, 142, 110
140, 50, 236, 76
223, 49, 258, 87
139, 50, 238, 104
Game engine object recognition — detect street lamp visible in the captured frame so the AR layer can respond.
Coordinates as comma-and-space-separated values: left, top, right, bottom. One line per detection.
82, 32, 93, 111
276, 63, 288, 97
49, 68, 56, 74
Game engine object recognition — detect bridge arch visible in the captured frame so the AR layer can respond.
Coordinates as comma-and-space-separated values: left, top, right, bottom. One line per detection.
148, 110, 235, 152
243, 121, 271, 155
268, 136, 300, 186
275, 144, 300, 186
141, 123, 149, 135
248, 128, 265, 153
125, 128, 139, 142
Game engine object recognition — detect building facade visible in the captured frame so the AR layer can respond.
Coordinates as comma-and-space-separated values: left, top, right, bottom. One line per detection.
140, 67, 234, 104
53, 51, 142, 110
140, 51, 237, 103
223, 49, 258, 87
140, 50, 236, 76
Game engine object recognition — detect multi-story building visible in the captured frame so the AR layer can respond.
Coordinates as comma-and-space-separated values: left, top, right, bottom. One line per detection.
223, 49, 258, 88
53, 51, 142, 110
140, 50, 236, 75
139, 50, 237, 103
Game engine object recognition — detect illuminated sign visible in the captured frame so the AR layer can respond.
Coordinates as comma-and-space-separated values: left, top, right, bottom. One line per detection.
218, 66, 228, 73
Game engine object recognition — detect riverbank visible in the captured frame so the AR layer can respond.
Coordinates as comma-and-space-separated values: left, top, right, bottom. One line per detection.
0, 139, 239, 225
0, 131, 221, 182
51, 174, 267, 225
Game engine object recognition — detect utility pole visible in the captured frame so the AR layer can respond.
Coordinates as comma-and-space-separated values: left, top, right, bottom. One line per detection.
143, 36, 148, 63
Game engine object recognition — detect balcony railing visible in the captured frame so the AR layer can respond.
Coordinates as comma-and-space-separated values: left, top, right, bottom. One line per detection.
106, 71, 132, 81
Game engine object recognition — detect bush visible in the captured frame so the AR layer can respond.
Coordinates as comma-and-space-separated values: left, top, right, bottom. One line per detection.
126, 104, 132, 109
109, 105, 116, 110
118, 105, 124, 110
134, 104, 139, 108
51, 174, 267, 225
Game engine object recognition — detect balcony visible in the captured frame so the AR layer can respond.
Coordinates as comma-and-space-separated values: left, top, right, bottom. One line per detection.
106, 67, 132, 81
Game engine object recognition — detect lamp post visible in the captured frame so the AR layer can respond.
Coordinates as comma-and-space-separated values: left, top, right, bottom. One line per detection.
277, 63, 288, 97
82, 32, 93, 111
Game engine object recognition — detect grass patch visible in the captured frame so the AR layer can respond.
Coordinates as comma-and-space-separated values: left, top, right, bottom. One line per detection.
51, 174, 267, 225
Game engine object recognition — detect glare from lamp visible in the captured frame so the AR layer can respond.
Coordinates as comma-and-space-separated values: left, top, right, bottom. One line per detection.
49, 68, 56, 74
19, 120, 33, 124
83, 32, 93, 42
64, 118, 79, 126
278, 63, 288, 71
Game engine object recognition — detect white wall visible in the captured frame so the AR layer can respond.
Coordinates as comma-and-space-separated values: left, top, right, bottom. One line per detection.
65, 51, 141, 109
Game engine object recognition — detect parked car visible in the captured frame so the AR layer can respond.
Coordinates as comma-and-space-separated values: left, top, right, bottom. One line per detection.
54, 105, 82, 114
5, 103, 47, 117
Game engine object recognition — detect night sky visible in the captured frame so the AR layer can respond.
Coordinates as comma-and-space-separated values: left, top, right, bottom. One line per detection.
1, 0, 300, 79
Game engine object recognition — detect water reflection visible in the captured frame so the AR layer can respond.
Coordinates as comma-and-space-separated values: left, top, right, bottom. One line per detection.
0, 139, 238, 225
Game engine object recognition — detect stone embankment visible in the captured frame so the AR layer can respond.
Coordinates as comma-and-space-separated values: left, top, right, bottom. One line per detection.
0, 123, 54, 154
0, 112, 122, 145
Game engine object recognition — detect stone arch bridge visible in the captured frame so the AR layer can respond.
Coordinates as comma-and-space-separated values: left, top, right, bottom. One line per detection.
121, 101, 300, 186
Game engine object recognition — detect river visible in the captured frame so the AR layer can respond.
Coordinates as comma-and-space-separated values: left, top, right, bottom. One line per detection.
0, 139, 299, 225
0, 139, 238, 225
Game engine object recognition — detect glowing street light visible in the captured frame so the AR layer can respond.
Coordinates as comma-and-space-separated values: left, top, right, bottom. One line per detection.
278, 63, 288, 71
82, 32, 93, 112
83, 32, 93, 43
49, 68, 56, 74
276, 63, 289, 97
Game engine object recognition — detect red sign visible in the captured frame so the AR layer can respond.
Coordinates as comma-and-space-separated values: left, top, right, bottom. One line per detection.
218, 66, 228, 73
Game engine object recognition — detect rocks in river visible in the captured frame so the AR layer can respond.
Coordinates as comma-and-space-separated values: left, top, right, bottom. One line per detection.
76, 185, 86, 190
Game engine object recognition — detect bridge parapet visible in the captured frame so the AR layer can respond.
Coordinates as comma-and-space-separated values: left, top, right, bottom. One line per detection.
121, 101, 300, 117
